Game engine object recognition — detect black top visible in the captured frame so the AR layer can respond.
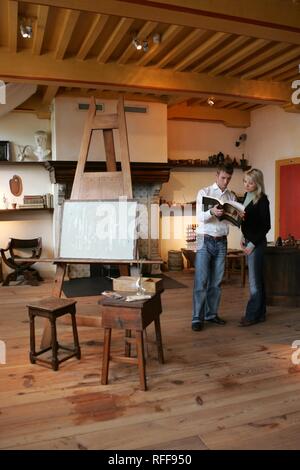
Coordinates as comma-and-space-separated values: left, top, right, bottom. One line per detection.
241, 193, 271, 246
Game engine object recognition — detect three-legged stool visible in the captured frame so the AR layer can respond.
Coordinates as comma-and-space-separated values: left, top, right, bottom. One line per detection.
27, 297, 81, 371
100, 292, 164, 391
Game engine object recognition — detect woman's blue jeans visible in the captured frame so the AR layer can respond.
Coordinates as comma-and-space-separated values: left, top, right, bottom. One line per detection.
192, 237, 227, 324
245, 241, 266, 321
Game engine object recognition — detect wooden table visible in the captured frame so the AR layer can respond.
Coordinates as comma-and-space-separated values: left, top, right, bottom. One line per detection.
100, 292, 164, 391
181, 248, 246, 286
225, 249, 246, 287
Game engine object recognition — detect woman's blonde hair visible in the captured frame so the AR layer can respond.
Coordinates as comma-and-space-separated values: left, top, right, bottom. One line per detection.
244, 168, 265, 204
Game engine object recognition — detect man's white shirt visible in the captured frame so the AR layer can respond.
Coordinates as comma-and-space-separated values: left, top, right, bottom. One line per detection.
196, 182, 236, 237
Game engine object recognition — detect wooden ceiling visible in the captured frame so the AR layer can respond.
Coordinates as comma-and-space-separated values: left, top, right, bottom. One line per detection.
0, 0, 300, 126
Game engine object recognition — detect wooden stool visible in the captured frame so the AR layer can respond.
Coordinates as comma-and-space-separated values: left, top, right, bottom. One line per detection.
27, 297, 81, 371
100, 292, 164, 391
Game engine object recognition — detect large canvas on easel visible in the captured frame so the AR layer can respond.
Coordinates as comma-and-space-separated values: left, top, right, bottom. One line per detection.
59, 200, 138, 260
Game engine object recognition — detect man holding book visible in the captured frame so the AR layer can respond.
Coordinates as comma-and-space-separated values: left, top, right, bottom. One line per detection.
192, 163, 241, 331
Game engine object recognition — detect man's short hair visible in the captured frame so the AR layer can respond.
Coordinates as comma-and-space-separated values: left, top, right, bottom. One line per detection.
217, 163, 234, 175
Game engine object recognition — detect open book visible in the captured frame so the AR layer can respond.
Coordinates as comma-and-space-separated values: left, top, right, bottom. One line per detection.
203, 196, 245, 227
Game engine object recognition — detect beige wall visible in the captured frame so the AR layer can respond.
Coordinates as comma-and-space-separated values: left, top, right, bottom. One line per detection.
53, 97, 168, 162
246, 105, 300, 242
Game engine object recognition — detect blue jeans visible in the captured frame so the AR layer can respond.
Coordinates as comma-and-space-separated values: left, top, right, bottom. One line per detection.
192, 237, 227, 324
245, 241, 266, 321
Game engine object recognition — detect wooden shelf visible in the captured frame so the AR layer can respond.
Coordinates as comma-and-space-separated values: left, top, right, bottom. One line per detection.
44, 161, 172, 185
0, 209, 53, 218
0, 208, 53, 213
0, 161, 46, 165
169, 163, 250, 171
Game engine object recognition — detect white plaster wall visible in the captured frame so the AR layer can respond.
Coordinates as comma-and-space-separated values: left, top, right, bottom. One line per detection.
160, 120, 247, 262
54, 96, 168, 162
0, 111, 51, 160
246, 105, 300, 242
0, 112, 54, 277
168, 120, 246, 161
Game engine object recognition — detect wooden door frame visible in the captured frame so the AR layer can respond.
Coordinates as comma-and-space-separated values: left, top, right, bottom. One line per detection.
275, 156, 300, 238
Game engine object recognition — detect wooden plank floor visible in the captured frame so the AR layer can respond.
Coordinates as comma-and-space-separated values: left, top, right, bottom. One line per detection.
0, 270, 300, 450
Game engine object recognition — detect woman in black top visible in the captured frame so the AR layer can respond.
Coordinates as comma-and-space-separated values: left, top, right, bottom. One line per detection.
240, 169, 271, 326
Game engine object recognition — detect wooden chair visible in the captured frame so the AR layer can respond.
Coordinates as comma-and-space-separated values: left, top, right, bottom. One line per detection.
1, 237, 43, 286
181, 248, 196, 268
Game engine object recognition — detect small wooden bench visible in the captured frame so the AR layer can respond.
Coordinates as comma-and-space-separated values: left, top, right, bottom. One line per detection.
100, 292, 164, 391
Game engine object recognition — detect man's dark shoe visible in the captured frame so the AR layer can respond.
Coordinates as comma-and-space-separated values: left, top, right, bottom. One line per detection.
257, 316, 266, 323
206, 316, 226, 325
192, 322, 203, 331
239, 317, 258, 327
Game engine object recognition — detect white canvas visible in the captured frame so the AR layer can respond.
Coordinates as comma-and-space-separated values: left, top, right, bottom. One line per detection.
59, 199, 138, 260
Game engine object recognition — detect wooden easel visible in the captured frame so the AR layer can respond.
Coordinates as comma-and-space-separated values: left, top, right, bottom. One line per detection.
71, 95, 132, 201
53, 95, 133, 294
42, 95, 134, 346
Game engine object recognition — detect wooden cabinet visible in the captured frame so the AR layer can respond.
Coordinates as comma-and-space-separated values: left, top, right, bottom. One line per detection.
264, 247, 300, 307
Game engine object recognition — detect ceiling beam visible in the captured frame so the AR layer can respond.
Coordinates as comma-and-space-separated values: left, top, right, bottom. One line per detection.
97, 17, 134, 63
0, 50, 291, 104
8, 0, 18, 53
156, 28, 204, 68
54, 88, 169, 103
261, 60, 300, 81
20, 0, 300, 45
209, 38, 268, 76
174, 31, 228, 72
76, 14, 109, 60
55, 9, 80, 60
42, 85, 59, 105
168, 102, 251, 128
193, 35, 249, 73
32, 5, 49, 55
226, 42, 290, 77
242, 46, 300, 79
